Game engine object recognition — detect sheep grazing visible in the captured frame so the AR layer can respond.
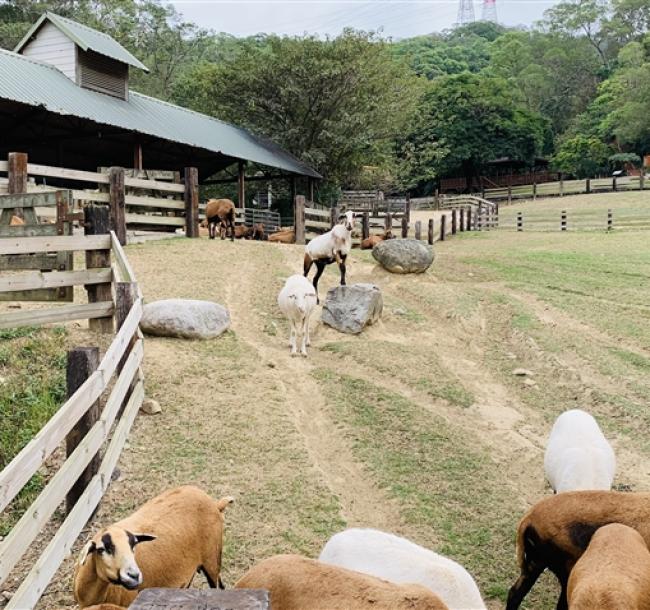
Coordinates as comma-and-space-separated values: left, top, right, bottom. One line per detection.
319, 528, 486, 610
205, 198, 236, 241
304, 210, 355, 302
506, 490, 650, 610
361, 230, 394, 250
268, 229, 295, 243
251, 223, 266, 241
235, 554, 450, 610
544, 409, 616, 493
73, 486, 233, 608
277, 275, 318, 357
568, 523, 650, 610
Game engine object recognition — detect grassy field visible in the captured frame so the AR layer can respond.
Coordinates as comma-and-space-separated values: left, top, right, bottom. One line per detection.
5, 191, 650, 610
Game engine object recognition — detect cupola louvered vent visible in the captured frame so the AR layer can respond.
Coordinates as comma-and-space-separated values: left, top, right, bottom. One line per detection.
78, 49, 128, 99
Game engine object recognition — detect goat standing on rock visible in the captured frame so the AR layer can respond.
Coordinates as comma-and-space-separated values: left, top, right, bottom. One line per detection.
304, 210, 355, 303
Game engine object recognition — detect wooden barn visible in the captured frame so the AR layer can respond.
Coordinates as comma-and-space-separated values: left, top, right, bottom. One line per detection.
0, 11, 320, 186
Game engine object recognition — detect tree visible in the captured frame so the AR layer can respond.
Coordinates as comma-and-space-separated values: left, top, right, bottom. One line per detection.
552, 134, 610, 176
173, 31, 421, 187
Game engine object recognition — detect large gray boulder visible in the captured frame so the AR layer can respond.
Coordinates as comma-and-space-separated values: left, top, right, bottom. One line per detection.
321, 284, 382, 334
372, 239, 434, 274
140, 299, 230, 339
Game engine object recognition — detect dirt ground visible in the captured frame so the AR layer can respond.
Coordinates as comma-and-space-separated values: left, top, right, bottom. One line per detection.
18, 194, 650, 609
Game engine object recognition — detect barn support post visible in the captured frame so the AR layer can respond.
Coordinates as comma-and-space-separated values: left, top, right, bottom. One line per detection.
414, 220, 422, 240
428, 218, 434, 244
440, 215, 446, 241
133, 141, 143, 170
85, 205, 113, 333
109, 167, 127, 246
65, 346, 100, 514
362, 212, 370, 240
290, 177, 297, 212
466, 206, 472, 231
184, 166, 199, 238
238, 161, 246, 209
294, 195, 305, 245
8, 152, 28, 220
401, 215, 408, 238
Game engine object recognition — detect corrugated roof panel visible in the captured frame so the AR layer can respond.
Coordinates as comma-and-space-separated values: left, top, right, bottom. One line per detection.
0, 49, 321, 179
15, 12, 149, 72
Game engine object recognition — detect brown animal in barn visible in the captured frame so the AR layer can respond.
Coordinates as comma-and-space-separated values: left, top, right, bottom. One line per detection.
268, 229, 295, 244
205, 198, 235, 241
10, 215, 25, 226
361, 230, 394, 250
506, 491, 650, 610
234, 554, 450, 610
233, 225, 252, 239
567, 523, 650, 610
251, 223, 266, 240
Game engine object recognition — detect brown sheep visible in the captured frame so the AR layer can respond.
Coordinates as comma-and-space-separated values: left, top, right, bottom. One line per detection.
205, 198, 235, 241
234, 554, 450, 610
251, 223, 266, 240
268, 229, 295, 243
73, 486, 233, 608
361, 230, 394, 250
10, 215, 24, 226
233, 225, 252, 239
568, 523, 650, 610
506, 491, 650, 610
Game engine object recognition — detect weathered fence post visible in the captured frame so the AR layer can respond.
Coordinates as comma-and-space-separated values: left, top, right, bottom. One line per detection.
477, 205, 483, 231
612, 176, 617, 192
428, 218, 434, 244
362, 212, 370, 240
517, 211, 523, 232
507, 184, 512, 205
7, 152, 28, 220
434, 189, 440, 210
495, 203, 499, 228
405, 194, 411, 223
385, 212, 392, 233
184, 166, 199, 238
294, 195, 305, 245
116, 281, 138, 416
586, 178, 591, 194
109, 167, 127, 245
466, 207, 472, 231
415, 220, 422, 240
85, 205, 113, 333
559, 173, 564, 197
65, 346, 100, 514
401, 215, 408, 238
451, 209, 457, 235
607, 208, 613, 231
440, 214, 446, 241
533, 181, 537, 201
330, 205, 340, 229
561, 210, 567, 231
459, 207, 465, 232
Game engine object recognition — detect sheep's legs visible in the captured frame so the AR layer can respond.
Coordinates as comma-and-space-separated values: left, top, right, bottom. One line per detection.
300, 317, 309, 356
208, 219, 216, 239
303, 254, 314, 277
505, 563, 545, 610
304, 316, 311, 347
338, 254, 347, 286
228, 216, 235, 242
289, 322, 298, 355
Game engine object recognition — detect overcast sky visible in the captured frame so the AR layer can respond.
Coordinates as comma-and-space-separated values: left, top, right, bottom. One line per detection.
169, 0, 560, 39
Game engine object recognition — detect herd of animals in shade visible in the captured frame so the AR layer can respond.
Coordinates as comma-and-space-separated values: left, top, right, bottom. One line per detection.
73, 203, 641, 609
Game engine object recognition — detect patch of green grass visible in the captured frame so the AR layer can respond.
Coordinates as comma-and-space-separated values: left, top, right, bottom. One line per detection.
416, 378, 474, 408
0, 326, 68, 535
312, 368, 532, 605
609, 348, 650, 371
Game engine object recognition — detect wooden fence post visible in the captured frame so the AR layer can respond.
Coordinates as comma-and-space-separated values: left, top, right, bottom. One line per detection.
451, 209, 457, 235
294, 196, 305, 245
401, 215, 408, 238
85, 205, 113, 333
559, 173, 564, 197
459, 207, 465, 232
116, 281, 138, 416
561, 210, 567, 231
109, 167, 126, 246
440, 215, 446, 241
586, 178, 591, 194
477, 205, 483, 231
362, 212, 370, 240
65, 346, 100, 514
428, 218, 434, 244
415, 220, 422, 240
517, 211, 523, 232
385, 212, 392, 233
507, 184, 512, 205
533, 181, 537, 201
8, 152, 28, 220
434, 189, 440, 210
612, 176, 617, 192
405, 194, 411, 223
466, 207, 472, 231
331, 205, 340, 229
607, 208, 613, 231
184, 166, 199, 238
309, 178, 315, 203
495, 203, 499, 228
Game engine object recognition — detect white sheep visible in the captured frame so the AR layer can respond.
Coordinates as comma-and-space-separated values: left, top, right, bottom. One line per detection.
303, 210, 355, 302
544, 408, 616, 493
319, 528, 486, 610
73, 486, 233, 608
277, 274, 318, 357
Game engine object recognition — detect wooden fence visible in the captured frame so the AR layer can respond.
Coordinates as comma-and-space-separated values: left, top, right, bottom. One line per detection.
0, 216, 144, 608
500, 207, 650, 232
0, 152, 199, 244
484, 175, 647, 202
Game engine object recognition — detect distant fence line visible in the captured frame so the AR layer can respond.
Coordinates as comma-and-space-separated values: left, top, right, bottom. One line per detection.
501, 207, 650, 232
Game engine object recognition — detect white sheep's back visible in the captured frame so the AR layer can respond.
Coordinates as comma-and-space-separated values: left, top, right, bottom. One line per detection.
277, 275, 317, 315
544, 409, 616, 493
319, 528, 486, 610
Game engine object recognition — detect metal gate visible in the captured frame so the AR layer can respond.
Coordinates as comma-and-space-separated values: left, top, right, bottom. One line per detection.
244, 208, 281, 233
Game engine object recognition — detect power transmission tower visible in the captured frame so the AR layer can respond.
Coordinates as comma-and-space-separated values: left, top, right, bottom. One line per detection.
481, 0, 498, 22
456, 0, 475, 25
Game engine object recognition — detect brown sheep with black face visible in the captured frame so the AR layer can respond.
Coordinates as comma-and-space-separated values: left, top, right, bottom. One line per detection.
568, 523, 650, 610
73, 486, 233, 608
506, 491, 650, 610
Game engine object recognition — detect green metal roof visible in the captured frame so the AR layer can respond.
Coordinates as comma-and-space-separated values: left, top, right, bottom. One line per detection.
0, 48, 321, 179
14, 12, 149, 72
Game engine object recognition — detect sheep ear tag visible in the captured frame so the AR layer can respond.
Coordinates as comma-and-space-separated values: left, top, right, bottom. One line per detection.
78, 541, 96, 565
133, 533, 157, 545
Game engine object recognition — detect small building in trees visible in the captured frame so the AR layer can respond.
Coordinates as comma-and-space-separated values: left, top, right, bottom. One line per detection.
0, 12, 320, 192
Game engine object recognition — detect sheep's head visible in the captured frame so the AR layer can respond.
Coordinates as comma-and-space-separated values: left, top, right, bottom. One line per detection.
339, 210, 356, 231
288, 291, 317, 314
78, 526, 156, 590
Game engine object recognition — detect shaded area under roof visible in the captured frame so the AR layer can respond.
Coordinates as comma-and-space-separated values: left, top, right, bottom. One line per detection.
14, 11, 149, 72
0, 48, 320, 179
